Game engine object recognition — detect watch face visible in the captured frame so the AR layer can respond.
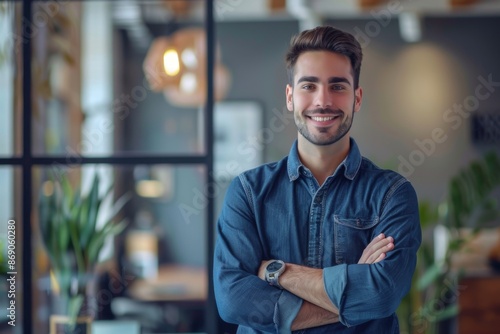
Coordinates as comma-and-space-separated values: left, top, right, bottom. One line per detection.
267, 261, 283, 272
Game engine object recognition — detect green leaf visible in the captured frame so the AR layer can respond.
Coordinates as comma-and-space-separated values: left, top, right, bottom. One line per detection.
106, 192, 132, 222
57, 215, 70, 253
476, 201, 499, 227
447, 238, 465, 251
87, 219, 128, 265
419, 201, 439, 228
485, 151, 500, 183
458, 170, 473, 215
418, 242, 434, 268
448, 179, 464, 228
61, 176, 73, 218
38, 185, 54, 248
86, 229, 106, 266
67, 294, 84, 330
56, 265, 71, 296
417, 262, 442, 291
470, 162, 489, 197
78, 196, 89, 236
38, 173, 130, 296
68, 215, 86, 275
434, 304, 458, 321
80, 174, 101, 250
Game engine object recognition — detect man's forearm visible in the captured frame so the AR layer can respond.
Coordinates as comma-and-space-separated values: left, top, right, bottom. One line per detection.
291, 300, 339, 330
280, 263, 339, 314
256, 235, 395, 330
278, 234, 394, 314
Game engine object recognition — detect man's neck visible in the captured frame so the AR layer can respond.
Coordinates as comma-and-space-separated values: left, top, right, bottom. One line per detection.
297, 136, 350, 186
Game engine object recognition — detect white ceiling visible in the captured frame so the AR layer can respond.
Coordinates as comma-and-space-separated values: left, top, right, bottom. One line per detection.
214, 0, 500, 21
113, 0, 500, 51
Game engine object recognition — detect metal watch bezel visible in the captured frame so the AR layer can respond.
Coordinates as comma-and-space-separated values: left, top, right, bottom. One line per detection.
265, 260, 285, 289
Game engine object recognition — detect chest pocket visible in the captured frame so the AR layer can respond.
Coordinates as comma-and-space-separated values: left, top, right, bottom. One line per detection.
333, 215, 379, 264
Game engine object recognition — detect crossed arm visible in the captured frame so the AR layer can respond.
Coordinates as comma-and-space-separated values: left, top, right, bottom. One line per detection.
257, 233, 395, 331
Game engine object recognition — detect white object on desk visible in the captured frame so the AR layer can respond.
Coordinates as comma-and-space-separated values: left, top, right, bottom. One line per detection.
92, 320, 140, 334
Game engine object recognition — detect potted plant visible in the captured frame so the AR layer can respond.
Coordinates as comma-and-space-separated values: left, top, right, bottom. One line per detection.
397, 151, 500, 334
38, 172, 130, 333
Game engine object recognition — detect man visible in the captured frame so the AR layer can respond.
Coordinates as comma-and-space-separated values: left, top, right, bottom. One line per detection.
213, 25, 421, 333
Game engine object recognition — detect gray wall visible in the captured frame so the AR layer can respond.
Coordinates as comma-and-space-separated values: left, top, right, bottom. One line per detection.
327, 16, 500, 203
217, 16, 500, 205
217, 20, 300, 161
126, 15, 500, 265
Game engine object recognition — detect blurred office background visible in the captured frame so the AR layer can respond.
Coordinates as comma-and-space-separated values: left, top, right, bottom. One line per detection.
0, 0, 500, 333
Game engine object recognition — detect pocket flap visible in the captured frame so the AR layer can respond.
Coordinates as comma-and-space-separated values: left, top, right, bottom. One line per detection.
334, 215, 379, 229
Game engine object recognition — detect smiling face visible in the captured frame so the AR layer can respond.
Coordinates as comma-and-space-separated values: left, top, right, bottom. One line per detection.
286, 51, 362, 147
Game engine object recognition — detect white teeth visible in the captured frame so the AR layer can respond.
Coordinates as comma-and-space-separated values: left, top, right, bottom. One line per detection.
311, 116, 337, 121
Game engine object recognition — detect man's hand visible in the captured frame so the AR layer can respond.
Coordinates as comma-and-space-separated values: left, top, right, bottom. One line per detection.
258, 233, 394, 279
358, 233, 394, 264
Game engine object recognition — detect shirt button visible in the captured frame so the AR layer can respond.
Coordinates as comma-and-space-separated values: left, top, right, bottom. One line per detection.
315, 196, 322, 203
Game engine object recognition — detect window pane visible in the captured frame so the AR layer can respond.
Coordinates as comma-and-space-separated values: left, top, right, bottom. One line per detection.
0, 166, 22, 334
32, 164, 208, 333
0, 1, 22, 157
31, 0, 214, 157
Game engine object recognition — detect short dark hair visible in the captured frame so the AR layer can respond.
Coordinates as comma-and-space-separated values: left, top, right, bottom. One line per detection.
285, 26, 363, 88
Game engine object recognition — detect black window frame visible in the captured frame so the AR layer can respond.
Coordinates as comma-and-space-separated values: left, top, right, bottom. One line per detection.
0, 0, 219, 332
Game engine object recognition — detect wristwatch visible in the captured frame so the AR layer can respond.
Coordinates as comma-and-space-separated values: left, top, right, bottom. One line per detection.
265, 260, 286, 289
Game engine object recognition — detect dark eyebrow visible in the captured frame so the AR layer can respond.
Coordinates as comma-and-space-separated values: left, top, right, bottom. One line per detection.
328, 77, 351, 86
296, 76, 352, 86
296, 76, 319, 84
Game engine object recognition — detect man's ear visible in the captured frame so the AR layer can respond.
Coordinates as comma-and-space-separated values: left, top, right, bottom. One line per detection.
286, 84, 293, 112
354, 86, 363, 113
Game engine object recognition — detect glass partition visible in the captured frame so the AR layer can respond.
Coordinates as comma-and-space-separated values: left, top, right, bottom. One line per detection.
30, 0, 214, 157
0, 1, 22, 157
32, 164, 208, 333
0, 166, 22, 334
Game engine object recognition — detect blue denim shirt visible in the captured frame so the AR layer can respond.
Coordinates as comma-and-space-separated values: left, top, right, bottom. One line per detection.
214, 138, 421, 333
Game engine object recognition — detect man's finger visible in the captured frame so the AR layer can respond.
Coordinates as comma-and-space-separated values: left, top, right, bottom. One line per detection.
367, 239, 394, 263
358, 234, 394, 264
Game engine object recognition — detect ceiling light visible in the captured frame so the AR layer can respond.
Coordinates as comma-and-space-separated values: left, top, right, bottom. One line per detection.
399, 12, 422, 43
144, 27, 231, 107
181, 48, 198, 69
180, 72, 197, 93
163, 49, 180, 76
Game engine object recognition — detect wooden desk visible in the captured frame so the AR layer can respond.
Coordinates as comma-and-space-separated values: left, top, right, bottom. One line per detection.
458, 271, 500, 334
127, 265, 207, 303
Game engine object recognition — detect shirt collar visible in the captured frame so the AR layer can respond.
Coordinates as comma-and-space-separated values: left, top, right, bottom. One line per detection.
287, 137, 362, 181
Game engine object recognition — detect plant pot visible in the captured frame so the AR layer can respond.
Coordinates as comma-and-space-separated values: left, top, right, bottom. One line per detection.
49, 314, 92, 334
49, 275, 98, 334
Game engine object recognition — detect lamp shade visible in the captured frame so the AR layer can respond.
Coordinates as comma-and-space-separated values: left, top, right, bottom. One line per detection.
143, 27, 230, 106
163, 63, 231, 107
143, 37, 182, 91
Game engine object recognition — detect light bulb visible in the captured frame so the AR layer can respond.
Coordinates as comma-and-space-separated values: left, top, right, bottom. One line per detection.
180, 72, 197, 93
181, 48, 198, 69
163, 49, 180, 76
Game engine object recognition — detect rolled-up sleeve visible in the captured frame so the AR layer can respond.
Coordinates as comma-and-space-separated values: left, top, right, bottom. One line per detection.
323, 180, 421, 326
214, 176, 303, 333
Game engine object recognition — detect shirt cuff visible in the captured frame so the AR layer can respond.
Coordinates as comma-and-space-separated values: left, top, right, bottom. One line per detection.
323, 264, 348, 326
274, 290, 303, 334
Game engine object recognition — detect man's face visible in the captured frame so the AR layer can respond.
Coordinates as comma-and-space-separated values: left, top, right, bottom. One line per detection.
286, 51, 362, 146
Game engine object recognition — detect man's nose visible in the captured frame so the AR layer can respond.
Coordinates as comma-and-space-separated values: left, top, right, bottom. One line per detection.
314, 87, 332, 108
